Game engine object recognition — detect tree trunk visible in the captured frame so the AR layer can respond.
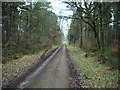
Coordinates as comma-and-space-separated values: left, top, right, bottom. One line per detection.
93, 21, 101, 49
80, 19, 83, 48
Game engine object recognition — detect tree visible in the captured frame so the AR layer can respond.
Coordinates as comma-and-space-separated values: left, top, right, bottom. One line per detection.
67, 1, 119, 65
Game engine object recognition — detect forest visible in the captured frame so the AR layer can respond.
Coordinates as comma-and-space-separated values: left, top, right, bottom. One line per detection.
1, 0, 120, 89
2, 2, 63, 64
67, 1, 120, 68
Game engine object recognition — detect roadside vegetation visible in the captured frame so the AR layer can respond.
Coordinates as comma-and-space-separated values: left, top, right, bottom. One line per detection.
2, 50, 44, 80
67, 45, 119, 88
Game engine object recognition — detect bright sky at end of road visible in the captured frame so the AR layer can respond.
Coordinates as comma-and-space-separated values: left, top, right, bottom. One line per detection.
48, 1, 73, 16
47, 0, 73, 44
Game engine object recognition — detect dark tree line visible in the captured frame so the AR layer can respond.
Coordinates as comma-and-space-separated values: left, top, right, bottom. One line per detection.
2, 2, 63, 64
67, 1, 120, 67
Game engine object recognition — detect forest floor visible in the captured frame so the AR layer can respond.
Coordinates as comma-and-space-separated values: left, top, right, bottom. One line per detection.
67, 45, 120, 88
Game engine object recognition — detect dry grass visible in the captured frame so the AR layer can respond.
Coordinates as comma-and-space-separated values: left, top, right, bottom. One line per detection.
2, 51, 44, 81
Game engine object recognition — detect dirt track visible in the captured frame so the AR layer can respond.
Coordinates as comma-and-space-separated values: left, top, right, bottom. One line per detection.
23, 46, 70, 88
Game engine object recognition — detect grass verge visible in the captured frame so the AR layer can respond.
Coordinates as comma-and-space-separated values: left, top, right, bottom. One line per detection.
2, 47, 56, 84
2, 51, 44, 80
67, 45, 119, 88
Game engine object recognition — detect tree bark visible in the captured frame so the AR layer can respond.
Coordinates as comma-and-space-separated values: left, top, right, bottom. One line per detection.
80, 19, 83, 48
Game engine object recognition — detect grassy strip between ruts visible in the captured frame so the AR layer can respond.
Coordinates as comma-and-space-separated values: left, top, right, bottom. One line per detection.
2, 46, 58, 83
67, 45, 119, 88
